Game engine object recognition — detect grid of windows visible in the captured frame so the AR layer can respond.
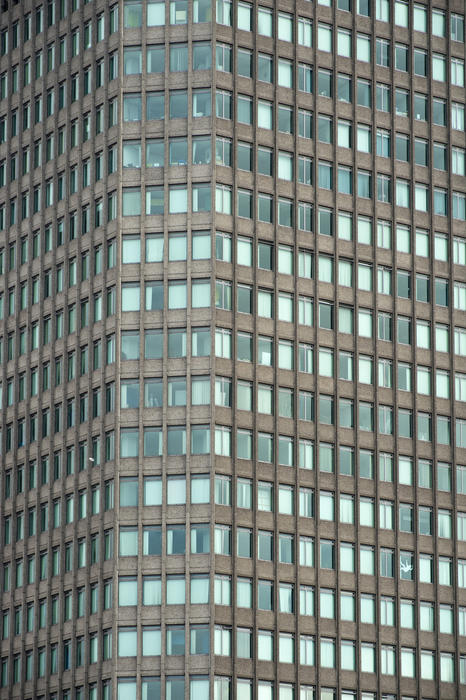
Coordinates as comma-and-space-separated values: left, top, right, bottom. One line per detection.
0, 0, 465, 698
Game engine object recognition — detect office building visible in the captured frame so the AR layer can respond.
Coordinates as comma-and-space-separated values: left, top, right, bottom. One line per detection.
0, 0, 465, 698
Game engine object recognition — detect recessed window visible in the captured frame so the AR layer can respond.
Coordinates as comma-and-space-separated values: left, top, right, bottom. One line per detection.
124, 47, 142, 74
147, 45, 165, 73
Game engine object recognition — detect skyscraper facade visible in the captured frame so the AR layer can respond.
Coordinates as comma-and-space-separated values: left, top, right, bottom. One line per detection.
0, 0, 465, 698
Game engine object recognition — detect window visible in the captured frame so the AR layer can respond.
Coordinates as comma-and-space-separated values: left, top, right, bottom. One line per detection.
214, 232, 231, 264
433, 97, 447, 126
236, 94, 252, 124
258, 6, 272, 36
376, 38, 390, 67
258, 53, 273, 83
357, 79, 371, 107
318, 161, 332, 191
298, 63, 313, 94
452, 58, 465, 86
318, 23, 332, 52
237, 47, 252, 77
452, 147, 466, 176
355, 0, 369, 15
356, 34, 370, 64
336, 123, 351, 156
414, 48, 427, 77
216, 43, 232, 74
451, 13, 465, 42
299, 17, 312, 47
277, 12, 292, 42
236, 141, 251, 171
454, 192, 466, 220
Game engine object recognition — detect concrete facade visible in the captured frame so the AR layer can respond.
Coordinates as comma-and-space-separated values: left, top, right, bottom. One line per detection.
0, 0, 465, 698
